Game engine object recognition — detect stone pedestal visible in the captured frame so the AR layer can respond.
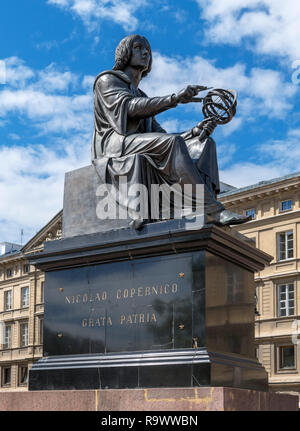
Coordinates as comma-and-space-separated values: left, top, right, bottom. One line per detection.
62, 164, 132, 237
0, 388, 298, 411
28, 218, 272, 392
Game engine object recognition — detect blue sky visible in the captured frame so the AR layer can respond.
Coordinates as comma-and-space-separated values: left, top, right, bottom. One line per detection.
0, 0, 300, 243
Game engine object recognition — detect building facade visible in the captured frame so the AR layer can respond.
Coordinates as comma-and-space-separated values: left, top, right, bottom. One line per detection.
219, 171, 300, 398
0, 213, 62, 390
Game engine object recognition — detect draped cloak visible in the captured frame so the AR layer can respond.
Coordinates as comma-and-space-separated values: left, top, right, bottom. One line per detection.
92, 69, 223, 220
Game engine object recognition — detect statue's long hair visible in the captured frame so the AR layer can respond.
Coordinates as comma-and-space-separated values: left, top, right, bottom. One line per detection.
113, 34, 152, 78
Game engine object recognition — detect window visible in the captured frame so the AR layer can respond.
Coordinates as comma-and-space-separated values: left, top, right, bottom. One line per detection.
19, 366, 28, 385
281, 200, 292, 212
4, 290, 12, 311
41, 282, 44, 303
23, 264, 30, 274
6, 268, 13, 278
21, 287, 29, 308
278, 283, 295, 317
278, 231, 294, 261
4, 325, 11, 349
39, 318, 43, 344
255, 287, 259, 316
246, 208, 255, 220
20, 322, 28, 347
279, 346, 295, 370
2, 367, 11, 386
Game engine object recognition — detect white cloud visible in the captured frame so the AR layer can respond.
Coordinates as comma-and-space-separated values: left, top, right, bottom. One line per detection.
6, 52, 295, 142
47, 0, 147, 31
220, 162, 282, 188
82, 74, 95, 90
288, 128, 300, 138
3, 57, 35, 88
220, 127, 300, 187
35, 64, 78, 92
0, 57, 93, 134
217, 142, 237, 167
141, 52, 296, 127
159, 119, 180, 133
0, 88, 93, 134
8, 133, 20, 140
197, 0, 300, 60
260, 129, 300, 170
0, 58, 94, 243
36, 40, 59, 51
220, 117, 243, 137
0, 60, 6, 85
0, 135, 90, 244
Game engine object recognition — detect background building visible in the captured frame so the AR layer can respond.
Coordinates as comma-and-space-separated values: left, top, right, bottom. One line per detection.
0, 212, 61, 390
219, 171, 300, 398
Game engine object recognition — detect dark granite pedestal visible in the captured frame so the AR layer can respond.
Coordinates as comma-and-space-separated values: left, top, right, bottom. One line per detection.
28, 218, 272, 392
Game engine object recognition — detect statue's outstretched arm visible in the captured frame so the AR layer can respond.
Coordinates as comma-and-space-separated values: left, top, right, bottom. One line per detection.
128, 84, 211, 119
127, 95, 178, 119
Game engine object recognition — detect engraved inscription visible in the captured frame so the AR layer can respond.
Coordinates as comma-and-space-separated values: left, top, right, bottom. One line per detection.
116, 283, 178, 299
65, 291, 107, 304
82, 317, 113, 327
120, 313, 157, 325
63, 280, 180, 328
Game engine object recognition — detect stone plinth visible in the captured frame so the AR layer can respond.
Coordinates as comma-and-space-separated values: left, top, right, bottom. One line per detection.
28, 220, 271, 392
62, 164, 132, 238
0, 388, 298, 411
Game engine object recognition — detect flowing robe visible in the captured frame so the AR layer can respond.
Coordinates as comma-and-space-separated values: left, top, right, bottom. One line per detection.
92, 69, 223, 220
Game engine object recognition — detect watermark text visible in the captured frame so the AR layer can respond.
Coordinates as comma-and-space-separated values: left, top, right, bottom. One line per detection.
291, 60, 300, 85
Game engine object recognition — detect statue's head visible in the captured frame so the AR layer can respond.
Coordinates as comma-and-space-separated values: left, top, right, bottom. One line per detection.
113, 34, 152, 78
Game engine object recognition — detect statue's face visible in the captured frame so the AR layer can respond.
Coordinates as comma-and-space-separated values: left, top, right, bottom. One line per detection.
129, 37, 151, 72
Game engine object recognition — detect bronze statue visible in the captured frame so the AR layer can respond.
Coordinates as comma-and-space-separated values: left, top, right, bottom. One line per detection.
92, 34, 250, 227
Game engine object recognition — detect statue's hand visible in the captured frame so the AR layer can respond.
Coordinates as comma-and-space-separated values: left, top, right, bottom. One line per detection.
175, 85, 208, 104
192, 118, 217, 137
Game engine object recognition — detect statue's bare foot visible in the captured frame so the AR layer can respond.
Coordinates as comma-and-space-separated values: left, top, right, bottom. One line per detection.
210, 209, 251, 226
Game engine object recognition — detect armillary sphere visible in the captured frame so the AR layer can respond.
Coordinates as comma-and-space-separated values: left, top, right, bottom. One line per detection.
202, 88, 237, 124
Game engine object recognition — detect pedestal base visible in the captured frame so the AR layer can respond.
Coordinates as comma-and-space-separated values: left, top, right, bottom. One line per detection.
28, 221, 272, 393
29, 348, 267, 392
0, 387, 298, 411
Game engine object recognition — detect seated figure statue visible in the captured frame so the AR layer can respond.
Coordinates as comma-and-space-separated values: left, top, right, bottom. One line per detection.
92, 34, 249, 228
